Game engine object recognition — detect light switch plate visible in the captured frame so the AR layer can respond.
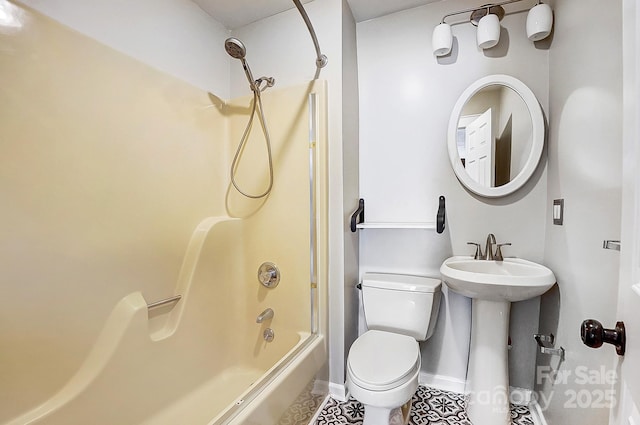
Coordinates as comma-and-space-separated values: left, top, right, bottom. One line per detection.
553, 199, 564, 225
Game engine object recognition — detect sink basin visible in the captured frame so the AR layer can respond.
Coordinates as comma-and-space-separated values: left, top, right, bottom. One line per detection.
440, 256, 556, 425
440, 255, 556, 302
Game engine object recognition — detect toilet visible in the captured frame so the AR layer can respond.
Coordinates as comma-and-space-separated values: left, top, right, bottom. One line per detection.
346, 273, 442, 425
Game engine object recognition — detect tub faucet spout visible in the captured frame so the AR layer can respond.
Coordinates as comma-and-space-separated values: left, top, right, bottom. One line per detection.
256, 308, 274, 323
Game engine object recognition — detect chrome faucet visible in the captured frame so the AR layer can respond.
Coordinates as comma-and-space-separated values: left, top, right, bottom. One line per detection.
256, 308, 274, 323
485, 233, 497, 260
468, 234, 511, 260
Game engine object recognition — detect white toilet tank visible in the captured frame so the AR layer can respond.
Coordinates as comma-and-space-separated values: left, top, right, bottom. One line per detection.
361, 273, 442, 341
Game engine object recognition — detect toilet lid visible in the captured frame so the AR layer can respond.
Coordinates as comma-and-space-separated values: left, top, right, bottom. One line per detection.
347, 330, 420, 391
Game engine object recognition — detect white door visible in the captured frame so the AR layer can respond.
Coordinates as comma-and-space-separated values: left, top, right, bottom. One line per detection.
613, 111, 640, 424
465, 108, 494, 187
612, 0, 640, 422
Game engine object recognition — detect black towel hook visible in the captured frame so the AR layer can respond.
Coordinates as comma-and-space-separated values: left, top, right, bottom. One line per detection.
350, 198, 365, 232
436, 196, 446, 234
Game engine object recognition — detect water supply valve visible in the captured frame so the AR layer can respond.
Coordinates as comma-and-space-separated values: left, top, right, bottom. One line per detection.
580, 319, 626, 355
534, 333, 564, 360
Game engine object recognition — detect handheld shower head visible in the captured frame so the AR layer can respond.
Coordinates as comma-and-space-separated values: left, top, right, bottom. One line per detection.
225, 39, 275, 198
224, 37, 275, 94
224, 37, 258, 92
224, 37, 246, 59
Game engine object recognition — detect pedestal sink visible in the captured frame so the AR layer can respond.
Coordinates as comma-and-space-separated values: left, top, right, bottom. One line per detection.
440, 256, 556, 425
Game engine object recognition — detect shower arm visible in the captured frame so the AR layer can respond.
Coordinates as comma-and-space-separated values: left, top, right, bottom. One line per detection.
292, 0, 328, 79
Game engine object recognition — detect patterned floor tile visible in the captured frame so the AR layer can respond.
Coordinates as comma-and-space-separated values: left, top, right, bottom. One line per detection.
313, 386, 534, 425
510, 404, 535, 425
409, 386, 471, 425
314, 397, 364, 425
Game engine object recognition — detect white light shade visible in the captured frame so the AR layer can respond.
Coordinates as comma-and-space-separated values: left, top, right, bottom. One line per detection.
526, 3, 553, 41
477, 14, 500, 49
432, 23, 453, 57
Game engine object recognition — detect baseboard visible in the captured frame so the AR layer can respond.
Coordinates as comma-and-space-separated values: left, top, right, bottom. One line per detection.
329, 382, 348, 402
418, 372, 466, 394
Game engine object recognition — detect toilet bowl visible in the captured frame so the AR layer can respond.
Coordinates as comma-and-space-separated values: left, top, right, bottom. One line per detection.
347, 330, 420, 425
346, 273, 441, 425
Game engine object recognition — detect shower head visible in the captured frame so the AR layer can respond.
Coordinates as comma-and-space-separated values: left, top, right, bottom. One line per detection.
224, 37, 246, 59
224, 37, 274, 94
224, 37, 258, 92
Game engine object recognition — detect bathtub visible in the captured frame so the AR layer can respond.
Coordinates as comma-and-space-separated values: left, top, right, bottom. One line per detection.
4, 216, 326, 425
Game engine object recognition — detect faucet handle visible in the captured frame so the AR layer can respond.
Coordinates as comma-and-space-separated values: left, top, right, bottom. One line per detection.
467, 242, 483, 260
495, 243, 511, 261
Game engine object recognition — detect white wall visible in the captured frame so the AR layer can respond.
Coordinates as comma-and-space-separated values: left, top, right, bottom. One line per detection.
357, 0, 550, 389
538, 0, 623, 424
19, 0, 231, 97
341, 0, 361, 388
231, 0, 359, 393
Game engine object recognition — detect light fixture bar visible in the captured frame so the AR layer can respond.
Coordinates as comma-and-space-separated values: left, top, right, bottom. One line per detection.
441, 0, 536, 24
432, 0, 550, 57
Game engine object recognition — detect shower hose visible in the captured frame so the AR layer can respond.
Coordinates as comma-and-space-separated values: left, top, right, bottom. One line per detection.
230, 86, 274, 199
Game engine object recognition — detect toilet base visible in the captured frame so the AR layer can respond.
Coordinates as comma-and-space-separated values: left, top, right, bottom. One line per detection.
363, 405, 393, 425
362, 400, 412, 425
399, 400, 412, 425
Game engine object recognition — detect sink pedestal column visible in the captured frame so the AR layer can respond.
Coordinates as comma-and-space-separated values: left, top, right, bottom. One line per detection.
467, 299, 511, 425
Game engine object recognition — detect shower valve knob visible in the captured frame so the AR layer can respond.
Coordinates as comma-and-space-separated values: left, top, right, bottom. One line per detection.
580, 319, 626, 356
258, 262, 280, 288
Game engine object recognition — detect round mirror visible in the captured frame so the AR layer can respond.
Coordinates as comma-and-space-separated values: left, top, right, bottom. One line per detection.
448, 75, 545, 198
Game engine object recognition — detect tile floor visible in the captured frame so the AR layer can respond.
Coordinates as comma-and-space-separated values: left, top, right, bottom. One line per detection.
313, 386, 535, 425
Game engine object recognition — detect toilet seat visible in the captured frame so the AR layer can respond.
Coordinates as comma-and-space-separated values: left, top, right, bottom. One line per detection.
347, 330, 420, 391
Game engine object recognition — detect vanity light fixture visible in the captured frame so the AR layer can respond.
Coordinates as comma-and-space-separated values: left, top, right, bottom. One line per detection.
432, 0, 553, 57
526, 2, 553, 41
476, 9, 501, 49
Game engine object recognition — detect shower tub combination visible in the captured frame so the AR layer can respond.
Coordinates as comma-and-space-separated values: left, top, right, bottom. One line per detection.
2, 0, 329, 422
2, 76, 328, 425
